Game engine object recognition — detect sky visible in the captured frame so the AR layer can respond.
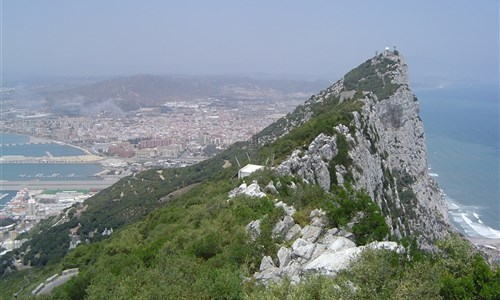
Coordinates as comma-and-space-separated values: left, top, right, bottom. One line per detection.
2, 0, 499, 87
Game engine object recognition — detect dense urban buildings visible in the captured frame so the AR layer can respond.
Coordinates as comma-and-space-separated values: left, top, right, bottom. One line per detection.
1, 97, 301, 162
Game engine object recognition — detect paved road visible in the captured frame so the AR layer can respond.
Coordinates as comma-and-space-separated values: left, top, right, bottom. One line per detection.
37, 273, 79, 295
0, 179, 119, 190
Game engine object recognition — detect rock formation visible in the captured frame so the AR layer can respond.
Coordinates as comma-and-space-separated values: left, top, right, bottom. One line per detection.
274, 52, 453, 248
248, 202, 403, 285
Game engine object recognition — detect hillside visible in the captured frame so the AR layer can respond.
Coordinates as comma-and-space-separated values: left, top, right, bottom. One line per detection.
1, 52, 499, 299
40, 75, 327, 115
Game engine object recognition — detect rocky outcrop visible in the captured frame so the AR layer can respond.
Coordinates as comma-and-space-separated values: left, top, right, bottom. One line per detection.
275, 53, 453, 248
250, 205, 403, 285
228, 181, 266, 199
275, 133, 337, 192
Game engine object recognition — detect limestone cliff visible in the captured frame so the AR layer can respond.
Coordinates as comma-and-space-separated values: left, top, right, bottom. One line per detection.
272, 52, 453, 247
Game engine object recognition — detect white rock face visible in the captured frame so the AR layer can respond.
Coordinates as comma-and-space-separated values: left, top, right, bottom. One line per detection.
303, 247, 362, 275
245, 220, 261, 240
251, 202, 405, 285
228, 181, 266, 199
272, 216, 296, 238
275, 54, 453, 248
285, 224, 302, 241
325, 236, 356, 251
291, 238, 316, 260
301, 225, 323, 243
277, 246, 292, 268
259, 255, 275, 271
276, 134, 337, 192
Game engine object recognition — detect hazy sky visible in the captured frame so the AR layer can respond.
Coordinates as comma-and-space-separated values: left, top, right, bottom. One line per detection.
3, 0, 499, 86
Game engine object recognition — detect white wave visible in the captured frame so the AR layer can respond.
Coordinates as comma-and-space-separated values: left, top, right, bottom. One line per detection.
461, 214, 500, 239
446, 197, 500, 239
429, 173, 439, 177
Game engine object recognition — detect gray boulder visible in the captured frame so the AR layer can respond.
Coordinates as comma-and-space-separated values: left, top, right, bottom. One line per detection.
264, 181, 278, 195
245, 220, 261, 240
285, 224, 302, 241
291, 238, 316, 260
277, 247, 292, 268
272, 216, 295, 238
301, 225, 323, 243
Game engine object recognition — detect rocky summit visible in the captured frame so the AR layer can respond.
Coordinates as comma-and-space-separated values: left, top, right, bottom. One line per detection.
274, 52, 453, 248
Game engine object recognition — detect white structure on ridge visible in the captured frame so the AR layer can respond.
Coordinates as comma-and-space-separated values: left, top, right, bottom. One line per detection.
238, 164, 265, 179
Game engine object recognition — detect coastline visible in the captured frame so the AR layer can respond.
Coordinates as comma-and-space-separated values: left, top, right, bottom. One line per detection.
27, 135, 94, 156
467, 236, 500, 263
2, 132, 95, 157
0, 133, 123, 196
1, 133, 107, 182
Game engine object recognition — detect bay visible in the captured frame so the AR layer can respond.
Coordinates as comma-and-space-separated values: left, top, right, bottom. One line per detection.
1, 133, 85, 157
0, 133, 104, 187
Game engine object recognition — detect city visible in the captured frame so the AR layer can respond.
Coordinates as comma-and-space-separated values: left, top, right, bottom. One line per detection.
0, 84, 312, 256
1, 88, 310, 165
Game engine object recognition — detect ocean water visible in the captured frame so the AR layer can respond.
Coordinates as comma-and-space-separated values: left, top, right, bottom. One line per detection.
0, 163, 103, 181
0, 133, 104, 184
0, 133, 29, 144
0, 191, 18, 209
417, 84, 499, 239
0, 133, 85, 157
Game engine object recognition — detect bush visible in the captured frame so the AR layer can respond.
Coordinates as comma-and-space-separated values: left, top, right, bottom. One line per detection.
325, 187, 389, 245
343, 57, 401, 100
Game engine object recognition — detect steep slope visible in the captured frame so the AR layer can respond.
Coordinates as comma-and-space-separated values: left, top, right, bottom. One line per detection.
274, 52, 452, 247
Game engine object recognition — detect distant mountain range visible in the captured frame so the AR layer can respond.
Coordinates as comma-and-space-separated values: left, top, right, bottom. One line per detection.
39, 74, 328, 115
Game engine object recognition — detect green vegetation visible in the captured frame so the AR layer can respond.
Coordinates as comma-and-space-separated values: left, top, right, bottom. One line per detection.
343, 57, 401, 100
247, 236, 500, 300
2, 55, 499, 299
6, 141, 256, 269
1, 169, 396, 299
325, 185, 389, 245
257, 94, 362, 164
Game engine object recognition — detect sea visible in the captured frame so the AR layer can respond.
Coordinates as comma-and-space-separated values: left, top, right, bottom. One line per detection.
417, 84, 499, 239
0, 133, 104, 209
